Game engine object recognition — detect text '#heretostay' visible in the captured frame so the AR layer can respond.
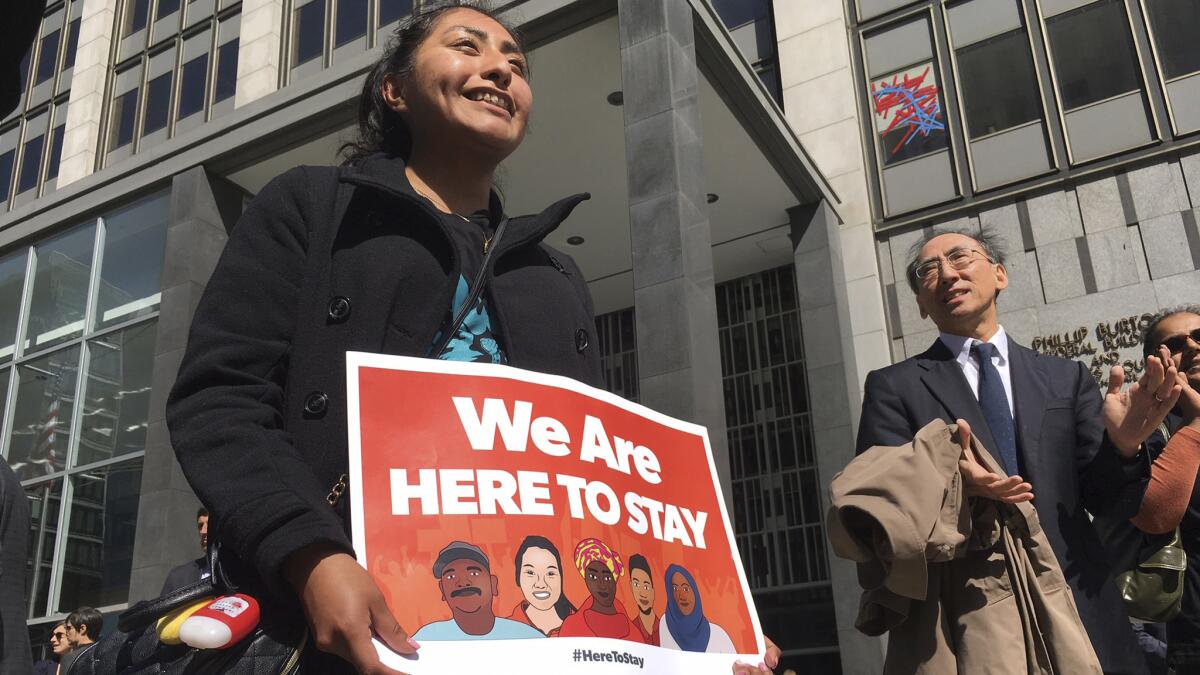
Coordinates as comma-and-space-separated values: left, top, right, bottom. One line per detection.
572, 648, 645, 669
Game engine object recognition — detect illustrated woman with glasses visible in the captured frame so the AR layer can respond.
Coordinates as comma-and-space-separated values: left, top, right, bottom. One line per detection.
1128, 306, 1200, 672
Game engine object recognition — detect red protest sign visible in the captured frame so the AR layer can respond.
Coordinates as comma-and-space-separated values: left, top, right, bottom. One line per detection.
347, 353, 764, 673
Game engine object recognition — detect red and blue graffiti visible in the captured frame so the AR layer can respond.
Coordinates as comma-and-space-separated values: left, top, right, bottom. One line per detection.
872, 66, 944, 157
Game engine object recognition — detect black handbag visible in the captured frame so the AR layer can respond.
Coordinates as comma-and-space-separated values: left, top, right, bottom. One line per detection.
64, 543, 309, 675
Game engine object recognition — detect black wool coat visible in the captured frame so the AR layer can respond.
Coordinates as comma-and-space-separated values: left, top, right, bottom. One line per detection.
166, 153, 602, 598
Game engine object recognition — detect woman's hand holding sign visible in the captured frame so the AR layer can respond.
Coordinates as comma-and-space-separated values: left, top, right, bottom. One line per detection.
731, 635, 781, 673
284, 543, 419, 674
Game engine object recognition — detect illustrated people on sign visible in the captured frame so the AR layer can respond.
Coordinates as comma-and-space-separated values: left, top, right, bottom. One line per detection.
628, 554, 660, 645
412, 541, 544, 641
659, 564, 735, 653
508, 535, 575, 636
558, 538, 645, 642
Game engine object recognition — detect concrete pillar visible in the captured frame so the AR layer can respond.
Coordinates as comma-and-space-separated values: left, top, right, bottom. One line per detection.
790, 200, 886, 673
235, 0, 285, 107
617, 0, 730, 492
127, 167, 242, 601
58, 0, 119, 187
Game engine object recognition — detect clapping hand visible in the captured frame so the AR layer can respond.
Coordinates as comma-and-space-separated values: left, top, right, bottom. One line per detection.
1104, 346, 1182, 456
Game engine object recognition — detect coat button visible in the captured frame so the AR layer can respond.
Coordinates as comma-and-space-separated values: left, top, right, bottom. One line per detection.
327, 296, 351, 322
303, 391, 329, 416
575, 329, 589, 353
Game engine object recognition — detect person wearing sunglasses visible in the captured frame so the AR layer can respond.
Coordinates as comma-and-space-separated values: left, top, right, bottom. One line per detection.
32, 622, 70, 675
1127, 307, 1200, 672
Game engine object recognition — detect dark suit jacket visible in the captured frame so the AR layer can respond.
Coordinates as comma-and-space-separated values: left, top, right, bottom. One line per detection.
856, 337, 1151, 675
160, 557, 208, 596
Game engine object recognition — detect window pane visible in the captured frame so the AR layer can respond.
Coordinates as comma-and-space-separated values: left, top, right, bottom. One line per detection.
110, 89, 138, 150
143, 72, 171, 135
96, 192, 168, 328
214, 40, 238, 103
8, 347, 80, 480
65, 18, 81, 70
46, 123, 64, 181
379, 0, 412, 26
36, 30, 61, 85
956, 29, 1042, 138
1045, 0, 1141, 110
178, 54, 207, 119
336, 0, 367, 46
25, 478, 64, 619
870, 62, 949, 166
125, 0, 150, 35
57, 458, 143, 613
1144, 0, 1200, 80
0, 150, 13, 203
712, 0, 770, 30
18, 135, 44, 194
78, 321, 157, 466
18, 50, 31, 96
157, 0, 180, 19
0, 251, 28, 363
25, 224, 95, 352
293, 1, 325, 66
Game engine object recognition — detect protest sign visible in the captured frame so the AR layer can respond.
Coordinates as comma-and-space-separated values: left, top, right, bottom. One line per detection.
346, 353, 765, 673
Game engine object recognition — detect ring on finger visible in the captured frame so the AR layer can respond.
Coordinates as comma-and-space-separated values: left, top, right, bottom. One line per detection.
1155, 394, 1165, 403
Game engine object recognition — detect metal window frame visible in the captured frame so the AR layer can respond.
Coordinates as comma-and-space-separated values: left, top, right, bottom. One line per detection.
940, 0, 1061, 193
857, 6, 964, 217
1032, 0, 1162, 165
1136, 0, 1200, 137
0, 192, 168, 620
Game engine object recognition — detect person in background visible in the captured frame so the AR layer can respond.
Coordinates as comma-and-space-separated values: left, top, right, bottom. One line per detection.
58, 607, 102, 674
160, 507, 211, 595
856, 227, 1180, 674
0, 460, 32, 673
1127, 306, 1200, 672
32, 622, 70, 675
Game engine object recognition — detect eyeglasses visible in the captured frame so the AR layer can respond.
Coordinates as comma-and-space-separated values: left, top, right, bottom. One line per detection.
1159, 328, 1200, 354
912, 248, 993, 282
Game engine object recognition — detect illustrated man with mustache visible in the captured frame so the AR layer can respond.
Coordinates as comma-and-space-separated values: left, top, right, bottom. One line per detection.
412, 541, 544, 641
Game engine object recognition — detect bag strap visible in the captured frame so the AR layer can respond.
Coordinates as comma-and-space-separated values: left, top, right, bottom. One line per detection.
118, 542, 232, 633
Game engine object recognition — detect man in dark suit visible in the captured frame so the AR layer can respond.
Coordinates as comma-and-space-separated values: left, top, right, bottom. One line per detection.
160, 507, 211, 595
858, 227, 1181, 674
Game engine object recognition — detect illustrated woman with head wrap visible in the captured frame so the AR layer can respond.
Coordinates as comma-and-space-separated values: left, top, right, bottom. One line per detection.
557, 538, 646, 642
658, 564, 736, 653
508, 535, 576, 636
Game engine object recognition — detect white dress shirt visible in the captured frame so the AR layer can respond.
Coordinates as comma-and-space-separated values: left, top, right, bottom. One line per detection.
938, 325, 1015, 417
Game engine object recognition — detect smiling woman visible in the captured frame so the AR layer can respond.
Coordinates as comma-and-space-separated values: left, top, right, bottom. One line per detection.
165, 2, 604, 673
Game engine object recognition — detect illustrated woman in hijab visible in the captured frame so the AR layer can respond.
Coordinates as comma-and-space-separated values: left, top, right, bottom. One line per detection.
557, 538, 645, 642
508, 535, 575, 636
659, 564, 736, 653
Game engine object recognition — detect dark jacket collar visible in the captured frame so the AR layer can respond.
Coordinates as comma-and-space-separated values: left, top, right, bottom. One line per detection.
914, 334, 1046, 481
338, 152, 590, 252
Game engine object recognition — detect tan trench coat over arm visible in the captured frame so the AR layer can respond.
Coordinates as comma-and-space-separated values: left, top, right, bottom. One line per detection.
828, 420, 1103, 675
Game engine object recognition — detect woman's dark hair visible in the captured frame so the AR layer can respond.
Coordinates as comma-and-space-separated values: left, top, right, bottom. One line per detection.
514, 535, 576, 620
342, 0, 527, 164
1143, 305, 1200, 359
66, 606, 104, 640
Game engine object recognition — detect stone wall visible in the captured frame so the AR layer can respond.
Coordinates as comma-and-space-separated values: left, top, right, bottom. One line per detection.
878, 149, 1200, 375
